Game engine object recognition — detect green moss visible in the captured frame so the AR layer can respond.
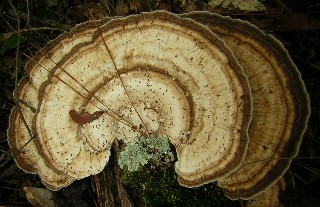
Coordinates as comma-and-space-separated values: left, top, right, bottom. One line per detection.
120, 137, 239, 206
142, 166, 239, 207
122, 164, 240, 207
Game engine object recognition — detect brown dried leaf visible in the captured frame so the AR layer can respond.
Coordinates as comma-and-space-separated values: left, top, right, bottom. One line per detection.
69, 110, 104, 125
24, 187, 55, 207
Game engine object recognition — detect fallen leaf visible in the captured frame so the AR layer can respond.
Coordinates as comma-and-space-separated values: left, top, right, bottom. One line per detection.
24, 187, 55, 207
69, 110, 104, 125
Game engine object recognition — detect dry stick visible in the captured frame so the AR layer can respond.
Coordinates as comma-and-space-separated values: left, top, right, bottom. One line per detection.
294, 161, 319, 174
45, 56, 146, 136
31, 42, 146, 136
9, 0, 19, 93
0, 153, 12, 168
17, 99, 36, 113
20, 51, 147, 136
276, 0, 291, 12
292, 172, 308, 185
95, 22, 150, 137
8, 0, 36, 154
0, 13, 15, 31
103, 0, 118, 16
20, 53, 103, 112
55, 8, 72, 25
102, 0, 112, 16
17, 21, 147, 137
1, 27, 66, 40
26, 0, 30, 26
87, 185, 100, 207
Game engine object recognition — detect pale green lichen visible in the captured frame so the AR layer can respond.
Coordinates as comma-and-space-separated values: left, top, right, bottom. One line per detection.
118, 142, 149, 171
118, 136, 174, 172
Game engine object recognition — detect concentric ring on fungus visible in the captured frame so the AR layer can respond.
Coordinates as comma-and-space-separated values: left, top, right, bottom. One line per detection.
182, 12, 310, 199
8, 11, 252, 190
8, 17, 114, 189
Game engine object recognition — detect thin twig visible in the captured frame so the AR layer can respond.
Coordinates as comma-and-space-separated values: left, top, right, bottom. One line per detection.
95, 21, 150, 136
0, 27, 67, 41
26, 0, 30, 26
276, 0, 291, 12
55, 8, 72, 25
20, 50, 147, 136
103, 0, 112, 16
0, 152, 12, 168
24, 38, 146, 136
9, 0, 35, 153
14, 102, 35, 146
102, 0, 118, 16
0, 13, 15, 31
17, 99, 36, 113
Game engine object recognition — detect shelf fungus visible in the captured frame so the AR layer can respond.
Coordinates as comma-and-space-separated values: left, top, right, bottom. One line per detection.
182, 12, 310, 199
8, 10, 309, 201
8, 11, 251, 190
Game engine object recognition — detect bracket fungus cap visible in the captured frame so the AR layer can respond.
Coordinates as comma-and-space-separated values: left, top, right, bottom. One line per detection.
35, 11, 252, 181
8, 11, 252, 189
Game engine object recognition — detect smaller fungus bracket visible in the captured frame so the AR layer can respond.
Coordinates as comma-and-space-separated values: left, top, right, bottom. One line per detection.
7, 17, 113, 189
247, 177, 286, 207
182, 12, 310, 199
37, 159, 75, 191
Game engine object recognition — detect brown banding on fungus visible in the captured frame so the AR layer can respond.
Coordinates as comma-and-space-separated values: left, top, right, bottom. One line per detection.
8, 18, 113, 189
8, 11, 252, 190
182, 12, 310, 199
247, 177, 286, 207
